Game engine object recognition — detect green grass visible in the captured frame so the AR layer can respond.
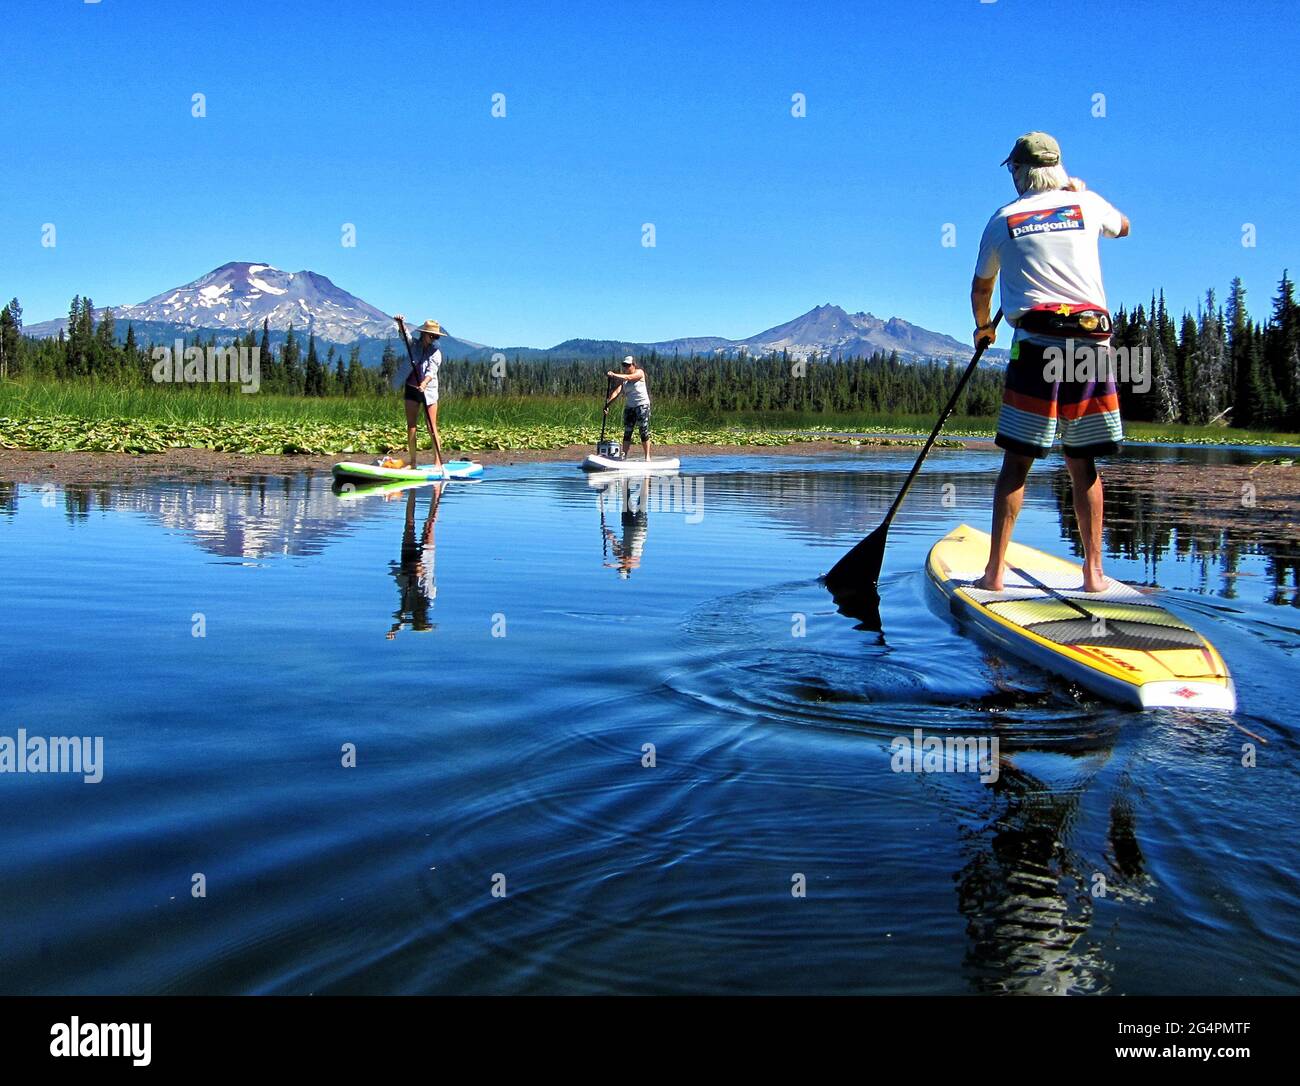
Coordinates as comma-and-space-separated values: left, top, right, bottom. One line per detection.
0, 381, 851, 454
0, 380, 1296, 454
1122, 420, 1300, 446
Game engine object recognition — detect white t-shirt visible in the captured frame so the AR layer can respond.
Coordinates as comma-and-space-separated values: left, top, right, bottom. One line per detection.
623, 371, 650, 409
975, 188, 1124, 328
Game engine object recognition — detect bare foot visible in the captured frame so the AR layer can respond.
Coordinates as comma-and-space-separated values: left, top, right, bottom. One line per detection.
1081, 573, 1113, 593
971, 571, 1003, 591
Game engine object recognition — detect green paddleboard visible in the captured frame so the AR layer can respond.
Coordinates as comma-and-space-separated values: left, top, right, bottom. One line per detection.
332, 460, 484, 482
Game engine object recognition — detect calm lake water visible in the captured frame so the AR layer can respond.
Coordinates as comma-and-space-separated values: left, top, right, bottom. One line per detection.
1, 448, 1297, 995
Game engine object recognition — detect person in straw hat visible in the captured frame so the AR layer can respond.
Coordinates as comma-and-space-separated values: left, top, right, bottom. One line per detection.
392, 315, 446, 472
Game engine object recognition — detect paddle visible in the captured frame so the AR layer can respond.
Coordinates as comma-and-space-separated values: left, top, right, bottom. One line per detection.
598, 375, 616, 444
824, 311, 1002, 616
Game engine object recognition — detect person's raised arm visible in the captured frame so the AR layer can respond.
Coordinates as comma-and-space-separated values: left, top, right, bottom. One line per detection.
394, 314, 415, 362
1074, 184, 1130, 239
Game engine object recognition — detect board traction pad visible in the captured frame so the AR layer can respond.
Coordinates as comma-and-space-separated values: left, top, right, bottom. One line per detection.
951, 565, 1211, 654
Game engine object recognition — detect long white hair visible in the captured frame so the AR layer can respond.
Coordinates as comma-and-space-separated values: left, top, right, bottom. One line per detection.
1012, 162, 1070, 194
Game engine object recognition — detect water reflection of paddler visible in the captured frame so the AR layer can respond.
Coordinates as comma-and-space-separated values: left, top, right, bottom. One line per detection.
954, 743, 1141, 995
599, 476, 649, 579
387, 484, 444, 637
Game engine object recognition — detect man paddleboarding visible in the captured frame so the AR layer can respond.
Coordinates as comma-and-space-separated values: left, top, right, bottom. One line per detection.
605, 355, 655, 462
394, 315, 445, 472
970, 131, 1130, 593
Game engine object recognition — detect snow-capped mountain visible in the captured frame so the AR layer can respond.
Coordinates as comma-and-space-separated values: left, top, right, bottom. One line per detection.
24, 262, 422, 347
683, 304, 976, 361
25, 263, 995, 362
113, 262, 395, 343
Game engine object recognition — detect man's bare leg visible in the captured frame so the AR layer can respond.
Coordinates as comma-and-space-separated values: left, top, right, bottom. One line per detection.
975, 451, 1034, 591
1065, 454, 1109, 592
642, 437, 651, 461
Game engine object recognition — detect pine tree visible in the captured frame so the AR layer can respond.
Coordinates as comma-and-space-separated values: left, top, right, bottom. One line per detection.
1243, 322, 1276, 427
282, 326, 301, 394
345, 345, 365, 396
123, 323, 138, 383
304, 333, 323, 396
65, 296, 87, 376
253, 318, 273, 390
379, 341, 400, 392
1176, 312, 1198, 422
1186, 290, 1228, 424
0, 298, 20, 379
1265, 271, 1299, 426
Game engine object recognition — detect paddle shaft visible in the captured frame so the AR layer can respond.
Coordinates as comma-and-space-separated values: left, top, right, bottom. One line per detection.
824, 311, 1002, 597
598, 375, 616, 443
878, 310, 1003, 534
1007, 563, 1099, 622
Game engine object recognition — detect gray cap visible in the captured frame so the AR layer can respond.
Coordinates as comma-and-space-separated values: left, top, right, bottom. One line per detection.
1001, 131, 1061, 167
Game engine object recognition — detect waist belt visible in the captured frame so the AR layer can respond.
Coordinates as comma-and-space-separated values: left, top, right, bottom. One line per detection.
1013, 306, 1112, 339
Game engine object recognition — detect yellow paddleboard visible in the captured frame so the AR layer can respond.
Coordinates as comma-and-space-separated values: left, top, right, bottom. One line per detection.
927, 525, 1235, 711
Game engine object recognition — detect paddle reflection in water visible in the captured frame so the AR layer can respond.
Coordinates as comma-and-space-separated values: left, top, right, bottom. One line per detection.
387, 483, 444, 637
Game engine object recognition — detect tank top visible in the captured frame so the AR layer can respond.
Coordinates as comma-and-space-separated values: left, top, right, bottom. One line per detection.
624, 371, 649, 409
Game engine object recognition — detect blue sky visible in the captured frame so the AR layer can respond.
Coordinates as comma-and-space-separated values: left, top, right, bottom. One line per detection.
4, 0, 1298, 347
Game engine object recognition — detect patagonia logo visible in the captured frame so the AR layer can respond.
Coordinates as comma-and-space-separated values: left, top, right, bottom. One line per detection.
1007, 204, 1085, 240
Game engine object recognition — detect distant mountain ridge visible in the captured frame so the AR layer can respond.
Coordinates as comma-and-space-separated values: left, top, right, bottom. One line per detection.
24, 263, 999, 363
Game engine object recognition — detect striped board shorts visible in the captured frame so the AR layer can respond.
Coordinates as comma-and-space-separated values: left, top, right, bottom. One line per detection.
995, 336, 1124, 459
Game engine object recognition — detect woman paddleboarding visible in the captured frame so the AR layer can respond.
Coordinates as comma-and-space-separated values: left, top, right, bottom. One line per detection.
394, 314, 445, 472
605, 355, 655, 462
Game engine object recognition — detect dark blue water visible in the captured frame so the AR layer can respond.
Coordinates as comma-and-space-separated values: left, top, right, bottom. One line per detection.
0, 450, 1297, 995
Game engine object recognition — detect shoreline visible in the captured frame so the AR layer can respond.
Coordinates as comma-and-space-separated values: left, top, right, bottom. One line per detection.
0, 438, 996, 486
0, 441, 1293, 508
4, 441, 1296, 544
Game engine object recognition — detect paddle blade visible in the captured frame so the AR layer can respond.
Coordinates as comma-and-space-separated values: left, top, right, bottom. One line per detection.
828, 583, 883, 632
824, 522, 888, 598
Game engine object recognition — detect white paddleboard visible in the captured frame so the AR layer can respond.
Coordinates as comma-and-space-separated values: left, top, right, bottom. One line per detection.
580, 454, 681, 473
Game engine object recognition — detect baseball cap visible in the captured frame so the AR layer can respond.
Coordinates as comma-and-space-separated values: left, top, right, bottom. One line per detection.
1001, 131, 1062, 167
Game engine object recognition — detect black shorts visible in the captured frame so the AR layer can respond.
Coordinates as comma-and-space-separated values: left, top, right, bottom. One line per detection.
405, 383, 438, 406
623, 404, 651, 442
